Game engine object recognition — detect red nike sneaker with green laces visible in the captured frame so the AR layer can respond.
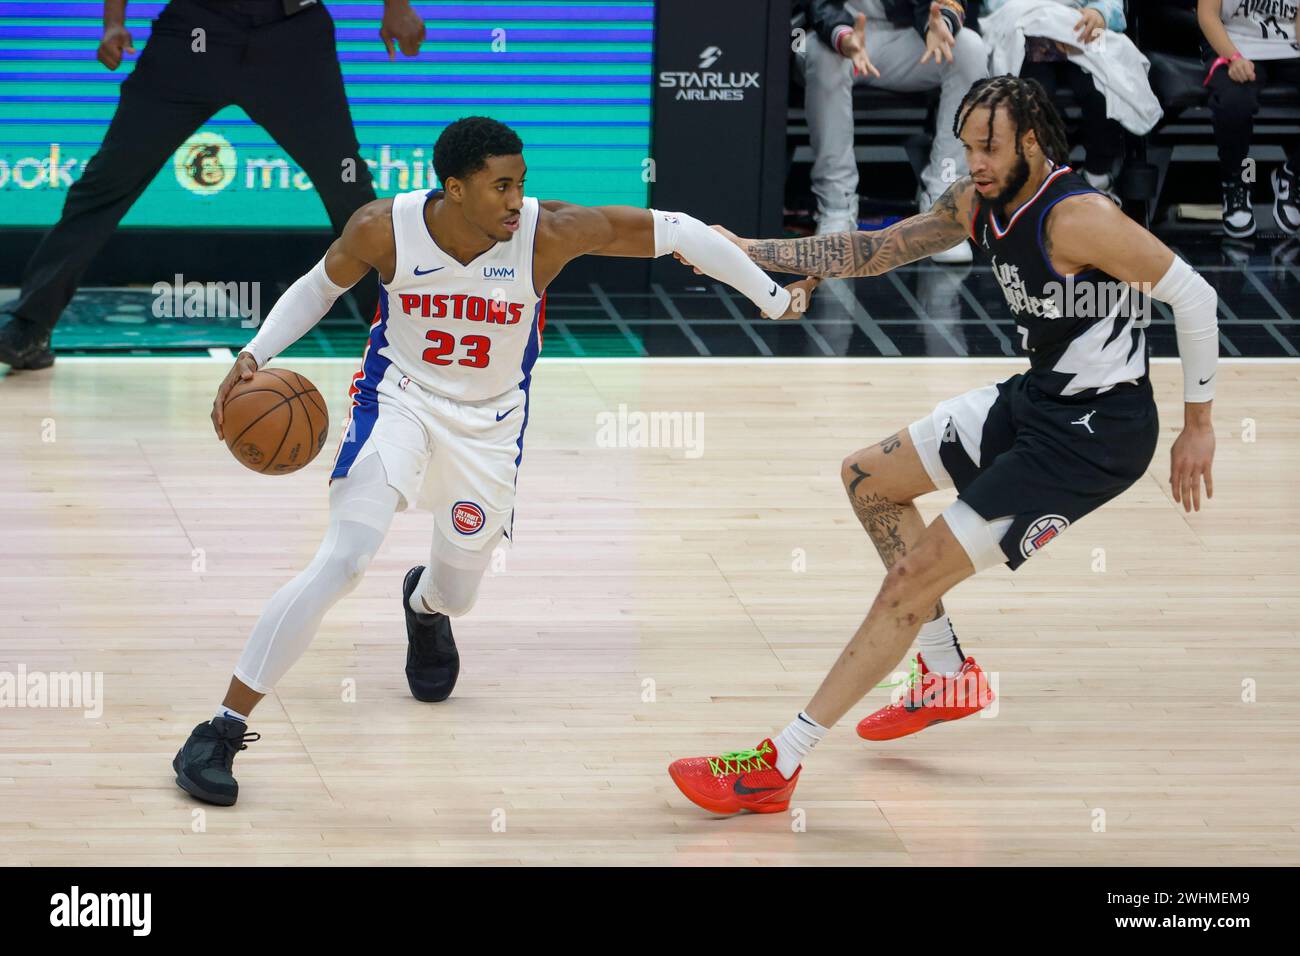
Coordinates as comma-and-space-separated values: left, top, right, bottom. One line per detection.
668, 738, 799, 815
856, 654, 994, 741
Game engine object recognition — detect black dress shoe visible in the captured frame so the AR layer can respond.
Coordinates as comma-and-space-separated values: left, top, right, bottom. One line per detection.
0, 314, 54, 370
402, 566, 460, 702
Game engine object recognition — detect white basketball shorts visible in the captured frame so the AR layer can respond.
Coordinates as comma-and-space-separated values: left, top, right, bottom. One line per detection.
329, 364, 531, 550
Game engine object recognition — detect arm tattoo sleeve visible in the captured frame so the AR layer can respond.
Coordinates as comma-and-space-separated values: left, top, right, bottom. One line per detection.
744, 179, 973, 278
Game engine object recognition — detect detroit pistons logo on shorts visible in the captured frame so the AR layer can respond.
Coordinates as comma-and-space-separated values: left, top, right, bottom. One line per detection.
1020, 514, 1070, 559
451, 500, 486, 536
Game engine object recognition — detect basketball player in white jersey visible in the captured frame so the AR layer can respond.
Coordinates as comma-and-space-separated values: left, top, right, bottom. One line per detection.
173, 116, 805, 806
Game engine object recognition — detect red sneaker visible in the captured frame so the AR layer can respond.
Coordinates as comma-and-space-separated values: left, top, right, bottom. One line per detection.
668, 738, 799, 815
856, 654, 994, 741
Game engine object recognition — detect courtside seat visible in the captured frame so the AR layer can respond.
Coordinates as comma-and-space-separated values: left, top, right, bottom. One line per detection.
785, 9, 1084, 213
1129, 0, 1300, 227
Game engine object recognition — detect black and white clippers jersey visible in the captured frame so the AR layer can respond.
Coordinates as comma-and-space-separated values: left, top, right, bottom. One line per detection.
970, 165, 1149, 399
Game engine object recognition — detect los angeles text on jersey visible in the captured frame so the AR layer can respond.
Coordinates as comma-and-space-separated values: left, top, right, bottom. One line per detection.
991, 256, 1062, 319
991, 254, 1150, 323
396, 292, 528, 325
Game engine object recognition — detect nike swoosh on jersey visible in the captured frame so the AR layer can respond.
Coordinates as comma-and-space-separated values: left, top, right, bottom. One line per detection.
414, 265, 444, 276
495, 406, 518, 422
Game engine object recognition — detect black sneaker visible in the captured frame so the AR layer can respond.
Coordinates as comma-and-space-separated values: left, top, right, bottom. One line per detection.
172, 717, 260, 806
1221, 179, 1256, 238
1272, 164, 1300, 234
0, 314, 54, 370
403, 565, 459, 702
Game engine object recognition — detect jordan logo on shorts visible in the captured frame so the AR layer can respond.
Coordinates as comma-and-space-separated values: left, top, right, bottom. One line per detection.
1071, 410, 1097, 434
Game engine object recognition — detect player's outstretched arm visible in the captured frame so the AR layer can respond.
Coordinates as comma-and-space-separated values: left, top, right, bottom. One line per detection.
536, 200, 797, 319
211, 200, 392, 440
1048, 196, 1219, 513
240, 199, 391, 370
736, 178, 976, 278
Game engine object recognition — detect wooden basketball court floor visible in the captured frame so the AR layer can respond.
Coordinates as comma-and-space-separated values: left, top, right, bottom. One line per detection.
0, 357, 1296, 866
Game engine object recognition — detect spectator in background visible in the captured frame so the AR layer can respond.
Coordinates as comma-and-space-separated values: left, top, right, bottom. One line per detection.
982, 0, 1128, 202
802, 1, 987, 262
0, 0, 426, 372
1198, 0, 1300, 238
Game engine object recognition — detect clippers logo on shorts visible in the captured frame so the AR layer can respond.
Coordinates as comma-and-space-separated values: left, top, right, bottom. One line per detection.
396, 293, 526, 325
1020, 514, 1069, 559
451, 500, 486, 536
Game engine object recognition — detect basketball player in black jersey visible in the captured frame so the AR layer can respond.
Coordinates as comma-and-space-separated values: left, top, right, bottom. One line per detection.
667, 76, 1221, 816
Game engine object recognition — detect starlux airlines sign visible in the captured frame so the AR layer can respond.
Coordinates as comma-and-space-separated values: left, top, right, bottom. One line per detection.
658, 46, 761, 102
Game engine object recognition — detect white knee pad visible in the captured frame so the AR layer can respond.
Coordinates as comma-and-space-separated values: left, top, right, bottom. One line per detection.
414, 529, 502, 618
940, 499, 1014, 574
329, 451, 403, 532
326, 529, 376, 590
322, 455, 396, 588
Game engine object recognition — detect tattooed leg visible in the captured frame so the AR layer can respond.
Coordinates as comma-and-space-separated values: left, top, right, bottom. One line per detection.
840, 432, 945, 622
793, 429, 974, 727
804, 516, 974, 728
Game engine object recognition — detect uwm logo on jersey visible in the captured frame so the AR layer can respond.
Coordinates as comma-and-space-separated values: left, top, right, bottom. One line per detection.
396, 292, 527, 325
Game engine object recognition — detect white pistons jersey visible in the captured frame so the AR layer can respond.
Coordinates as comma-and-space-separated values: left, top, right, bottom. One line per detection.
373, 188, 545, 403
329, 188, 546, 542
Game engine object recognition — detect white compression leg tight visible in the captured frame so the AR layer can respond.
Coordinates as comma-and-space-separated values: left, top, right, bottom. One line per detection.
409, 529, 501, 619
234, 454, 400, 693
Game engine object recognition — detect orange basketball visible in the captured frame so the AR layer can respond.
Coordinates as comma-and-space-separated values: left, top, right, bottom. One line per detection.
222, 368, 330, 474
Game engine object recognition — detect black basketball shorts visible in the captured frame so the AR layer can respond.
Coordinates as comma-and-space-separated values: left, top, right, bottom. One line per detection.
907, 372, 1160, 571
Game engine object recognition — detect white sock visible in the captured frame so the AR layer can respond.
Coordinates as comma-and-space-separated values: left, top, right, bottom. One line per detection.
917, 614, 965, 676
773, 712, 828, 779
215, 705, 248, 725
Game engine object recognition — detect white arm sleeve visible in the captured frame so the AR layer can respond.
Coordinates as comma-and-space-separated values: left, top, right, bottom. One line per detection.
650, 209, 792, 319
242, 256, 354, 369
1149, 255, 1219, 403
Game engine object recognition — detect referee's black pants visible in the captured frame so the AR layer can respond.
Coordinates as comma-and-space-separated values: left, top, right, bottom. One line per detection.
9, 0, 377, 335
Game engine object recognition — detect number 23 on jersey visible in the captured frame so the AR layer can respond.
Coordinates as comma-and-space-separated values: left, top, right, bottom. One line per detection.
423, 331, 491, 368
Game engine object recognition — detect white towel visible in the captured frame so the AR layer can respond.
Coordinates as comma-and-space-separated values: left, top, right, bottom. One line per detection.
979, 0, 1163, 135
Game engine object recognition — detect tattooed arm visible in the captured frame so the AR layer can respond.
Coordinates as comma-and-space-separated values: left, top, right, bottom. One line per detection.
740, 178, 977, 278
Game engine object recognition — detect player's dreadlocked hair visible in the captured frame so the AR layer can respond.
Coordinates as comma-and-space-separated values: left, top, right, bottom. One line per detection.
953, 76, 1070, 165
433, 116, 524, 183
